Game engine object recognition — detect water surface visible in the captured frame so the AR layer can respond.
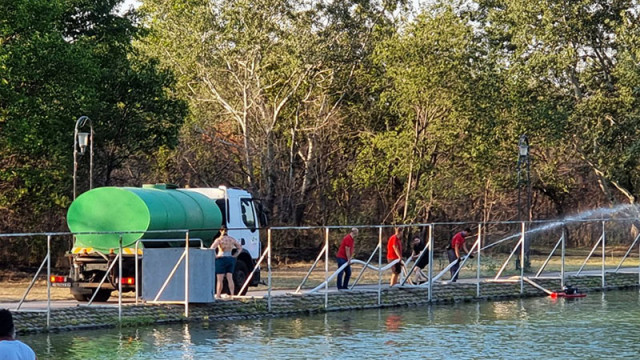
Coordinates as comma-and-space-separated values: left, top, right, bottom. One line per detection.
23, 289, 640, 359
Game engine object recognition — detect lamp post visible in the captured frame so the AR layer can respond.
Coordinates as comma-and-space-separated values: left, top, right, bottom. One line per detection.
516, 134, 531, 270
73, 116, 94, 200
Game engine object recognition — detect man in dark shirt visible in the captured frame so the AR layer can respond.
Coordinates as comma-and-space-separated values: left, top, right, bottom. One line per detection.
410, 236, 429, 283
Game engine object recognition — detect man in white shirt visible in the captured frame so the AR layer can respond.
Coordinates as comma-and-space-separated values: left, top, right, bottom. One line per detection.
0, 309, 37, 360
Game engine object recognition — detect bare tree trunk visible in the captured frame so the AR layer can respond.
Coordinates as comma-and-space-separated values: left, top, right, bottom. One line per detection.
483, 177, 494, 224
242, 125, 255, 188
596, 175, 615, 205
264, 132, 277, 217
402, 159, 414, 221
294, 136, 317, 226
403, 109, 426, 222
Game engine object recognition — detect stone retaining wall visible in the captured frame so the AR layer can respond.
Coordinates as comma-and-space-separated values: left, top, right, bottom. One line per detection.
13, 273, 639, 334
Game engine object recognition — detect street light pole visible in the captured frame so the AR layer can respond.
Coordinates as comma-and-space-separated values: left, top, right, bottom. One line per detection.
73, 116, 94, 200
516, 134, 531, 270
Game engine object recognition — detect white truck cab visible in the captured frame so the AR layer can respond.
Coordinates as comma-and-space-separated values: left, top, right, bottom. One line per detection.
183, 186, 266, 294
183, 187, 262, 259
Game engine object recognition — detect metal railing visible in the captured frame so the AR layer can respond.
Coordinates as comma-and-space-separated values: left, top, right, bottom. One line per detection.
286, 218, 640, 302
3, 216, 640, 328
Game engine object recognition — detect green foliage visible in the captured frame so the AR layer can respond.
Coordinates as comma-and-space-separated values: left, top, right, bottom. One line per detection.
4, 0, 640, 264
139, 0, 406, 226
137, 0, 640, 228
0, 0, 185, 235
478, 0, 640, 206
350, 5, 509, 222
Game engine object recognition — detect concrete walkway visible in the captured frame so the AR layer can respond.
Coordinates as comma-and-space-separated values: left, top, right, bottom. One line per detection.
8, 270, 640, 334
3, 267, 638, 312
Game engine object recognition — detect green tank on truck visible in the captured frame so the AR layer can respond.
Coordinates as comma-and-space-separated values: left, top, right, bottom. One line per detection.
54, 184, 266, 302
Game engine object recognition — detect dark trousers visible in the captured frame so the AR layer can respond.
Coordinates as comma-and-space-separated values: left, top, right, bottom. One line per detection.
336, 257, 351, 289
447, 248, 459, 282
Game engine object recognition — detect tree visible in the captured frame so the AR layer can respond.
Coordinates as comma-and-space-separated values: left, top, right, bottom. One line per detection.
0, 0, 186, 238
1, 0, 94, 232
140, 0, 404, 227
351, 4, 508, 224
476, 0, 640, 206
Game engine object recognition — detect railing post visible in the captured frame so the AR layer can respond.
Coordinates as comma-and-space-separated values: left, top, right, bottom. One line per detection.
378, 226, 382, 306
46, 235, 51, 329
476, 224, 481, 298
561, 227, 565, 289
602, 221, 606, 288
577, 234, 603, 275
88, 252, 120, 305
520, 222, 525, 295
238, 247, 268, 295
268, 228, 272, 312
152, 251, 186, 302
324, 227, 329, 310
118, 234, 123, 322
185, 230, 190, 317
614, 233, 640, 273
17, 255, 48, 311
350, 242, 380, 289
535, 235, 563, 278
428, 224, 433, 302
295, 242, 328, 293
135, 240, 139, 305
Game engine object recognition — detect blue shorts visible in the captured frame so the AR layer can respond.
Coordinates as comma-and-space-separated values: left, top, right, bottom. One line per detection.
215, 256, 236, 275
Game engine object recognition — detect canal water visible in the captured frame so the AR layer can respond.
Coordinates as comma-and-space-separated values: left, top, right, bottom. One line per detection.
22, 289, 640, 359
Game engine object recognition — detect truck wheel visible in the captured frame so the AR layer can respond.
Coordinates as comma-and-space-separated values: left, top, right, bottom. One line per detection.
92, 289, 112, 302
73, 289, 112, 302
233, 260, 249, 296
72, 293, 89, 302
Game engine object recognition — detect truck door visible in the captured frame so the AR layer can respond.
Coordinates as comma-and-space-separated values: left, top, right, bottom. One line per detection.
226, 197, 260, 259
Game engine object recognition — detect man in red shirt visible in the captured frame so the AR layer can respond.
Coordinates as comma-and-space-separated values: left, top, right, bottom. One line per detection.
387, 227, 404, 286
447, 227, 472, 282
336, 228, 358, 290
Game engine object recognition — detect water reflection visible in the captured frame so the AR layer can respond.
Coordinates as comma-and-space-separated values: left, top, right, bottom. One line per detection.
384, 313, 402, 332
23, 289, 640, 359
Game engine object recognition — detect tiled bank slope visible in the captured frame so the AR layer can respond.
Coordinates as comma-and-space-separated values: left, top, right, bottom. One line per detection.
14, 273, 639, 334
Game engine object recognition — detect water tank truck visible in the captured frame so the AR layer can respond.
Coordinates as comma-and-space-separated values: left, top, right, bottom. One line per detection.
52, 184, 266, 302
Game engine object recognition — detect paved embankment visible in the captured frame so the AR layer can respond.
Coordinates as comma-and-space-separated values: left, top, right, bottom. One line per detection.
13, 273, 639, 334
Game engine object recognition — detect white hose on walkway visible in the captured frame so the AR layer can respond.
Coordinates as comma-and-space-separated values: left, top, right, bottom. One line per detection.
306, 259, 402, 294
522, 276, 553, 295
306, 255, 472, 293
411, 257, 461, 287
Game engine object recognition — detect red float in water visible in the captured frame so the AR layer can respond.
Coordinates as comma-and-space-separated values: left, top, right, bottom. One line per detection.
550, 292, 587, 299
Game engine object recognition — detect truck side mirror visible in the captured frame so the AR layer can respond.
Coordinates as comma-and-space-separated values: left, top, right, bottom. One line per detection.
256, 202, 269, 228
